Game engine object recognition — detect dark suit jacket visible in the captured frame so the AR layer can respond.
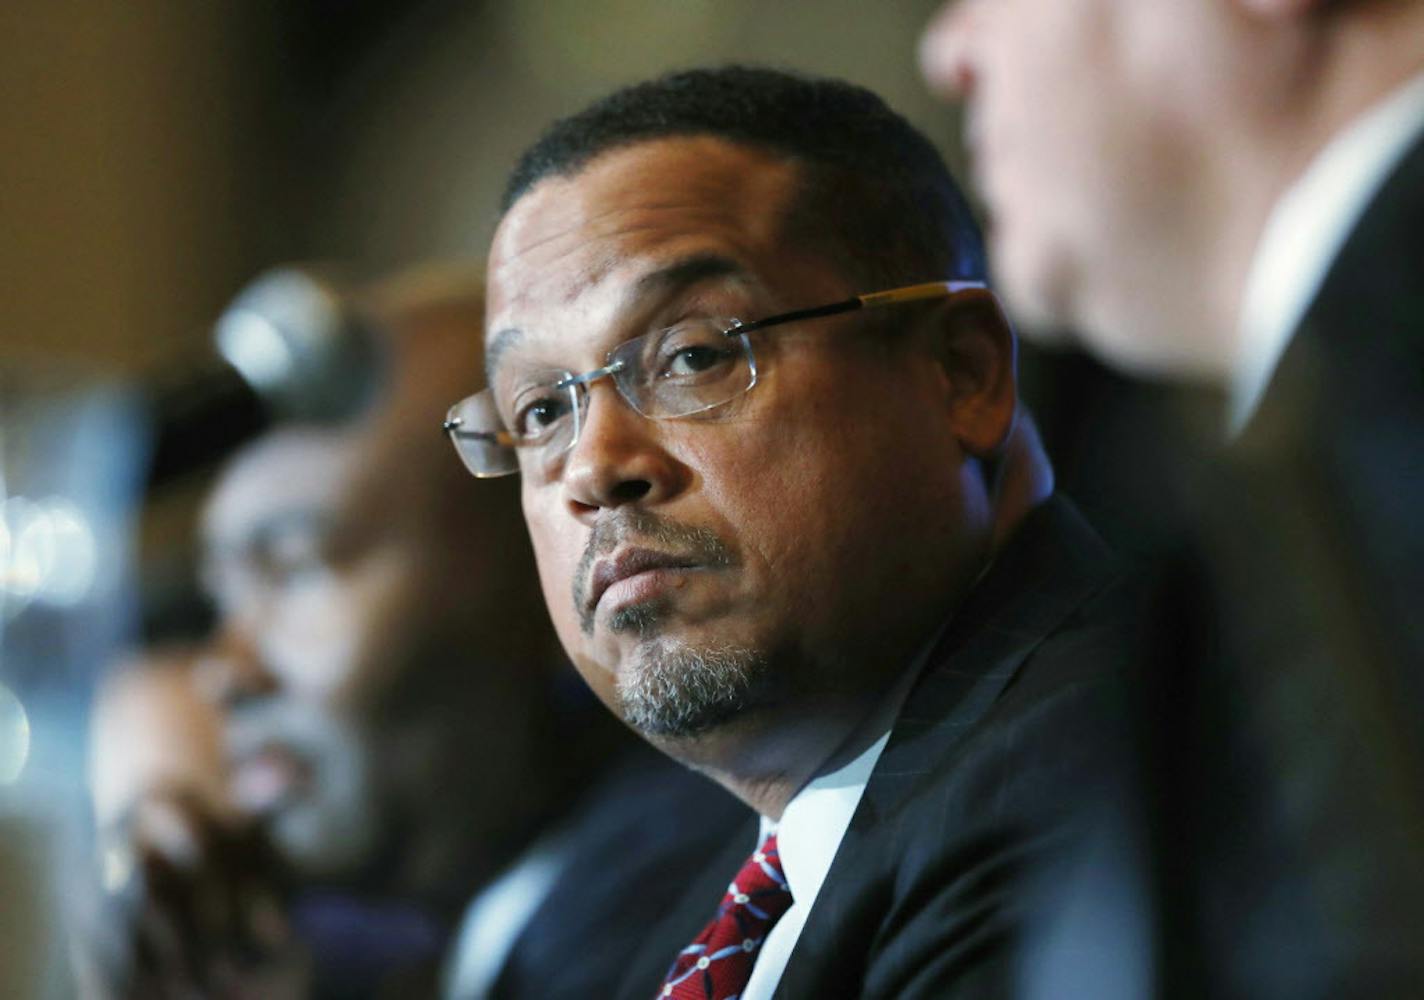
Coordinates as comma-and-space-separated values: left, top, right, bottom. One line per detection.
1138, 128, 1424, 997
485, 747, 751, 1000
1233, 121, 1424, 723
614, 494, 1139, 999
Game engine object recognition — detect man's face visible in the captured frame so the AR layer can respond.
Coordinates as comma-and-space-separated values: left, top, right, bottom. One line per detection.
920, 0, 1241, 375
488, 137, 999, 745
199, 430, 385, 874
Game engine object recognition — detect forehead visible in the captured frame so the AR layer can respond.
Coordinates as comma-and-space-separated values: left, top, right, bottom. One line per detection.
202, 429, 356, 553
486, 137, 813, 359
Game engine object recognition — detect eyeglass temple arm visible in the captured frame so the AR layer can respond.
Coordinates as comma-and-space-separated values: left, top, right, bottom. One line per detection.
729, 280, 986, 335
442, 417, 515, 447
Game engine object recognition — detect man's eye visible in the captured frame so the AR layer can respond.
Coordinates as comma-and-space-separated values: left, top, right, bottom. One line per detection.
655, 329, 739, 381
266, 555, 325, 589
249, 544, 326, 593
513, 393, 572, 440
670, 345, 733, 376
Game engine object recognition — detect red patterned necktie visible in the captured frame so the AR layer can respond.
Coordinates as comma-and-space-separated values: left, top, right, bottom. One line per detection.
656, 832, 793, 1000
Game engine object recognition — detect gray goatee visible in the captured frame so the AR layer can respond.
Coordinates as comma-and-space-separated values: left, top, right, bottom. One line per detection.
617, 639, 765, 737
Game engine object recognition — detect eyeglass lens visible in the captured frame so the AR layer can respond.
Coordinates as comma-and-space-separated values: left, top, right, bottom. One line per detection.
450, 319, 755, 478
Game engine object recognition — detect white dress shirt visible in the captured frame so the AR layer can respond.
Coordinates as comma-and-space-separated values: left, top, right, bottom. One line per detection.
1232, 71, 1424, 435
740, 636, 934, 1000
739, 729, 891, 1000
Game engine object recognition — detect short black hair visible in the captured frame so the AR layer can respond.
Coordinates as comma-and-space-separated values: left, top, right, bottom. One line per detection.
500, 65, 985, 288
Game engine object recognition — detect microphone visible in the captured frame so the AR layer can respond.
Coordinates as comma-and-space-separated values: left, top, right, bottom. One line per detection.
144, 267, 384, 487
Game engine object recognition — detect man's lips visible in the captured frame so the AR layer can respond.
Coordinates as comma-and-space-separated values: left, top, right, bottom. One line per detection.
585, 547, 700, 619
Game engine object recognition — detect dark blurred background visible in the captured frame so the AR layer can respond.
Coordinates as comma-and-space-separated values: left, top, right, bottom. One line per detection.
1, 1, 967, 368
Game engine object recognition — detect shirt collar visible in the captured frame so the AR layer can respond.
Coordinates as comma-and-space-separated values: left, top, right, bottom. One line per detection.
759, 626, 943, 912
760, 728, 890, 915
1232, 70, 1424, 436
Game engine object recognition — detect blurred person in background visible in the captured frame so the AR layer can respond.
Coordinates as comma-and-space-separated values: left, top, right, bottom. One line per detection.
923, 1, 1424, 995
89, 264, 746, 1000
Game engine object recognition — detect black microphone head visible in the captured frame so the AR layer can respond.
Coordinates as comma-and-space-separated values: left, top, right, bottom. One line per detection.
146, 266, 387, 488
213, 266, 383, 423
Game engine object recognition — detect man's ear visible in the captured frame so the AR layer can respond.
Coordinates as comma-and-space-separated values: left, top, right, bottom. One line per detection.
926, 288, 1018, 458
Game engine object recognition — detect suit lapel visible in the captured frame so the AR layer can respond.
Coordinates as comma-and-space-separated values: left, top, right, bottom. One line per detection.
1231, 124, 1424, 746
1240, 128, 1424, 456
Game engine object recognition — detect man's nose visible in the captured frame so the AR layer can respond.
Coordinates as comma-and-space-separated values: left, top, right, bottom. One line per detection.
919, 0, 981, 100
193, 622, 279, 709
560, 380, 689, 519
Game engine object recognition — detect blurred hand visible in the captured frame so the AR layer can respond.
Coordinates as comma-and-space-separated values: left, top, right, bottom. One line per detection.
78, 788, 311, 1000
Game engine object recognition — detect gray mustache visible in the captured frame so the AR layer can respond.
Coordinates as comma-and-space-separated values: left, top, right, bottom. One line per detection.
573, 509, 735, 632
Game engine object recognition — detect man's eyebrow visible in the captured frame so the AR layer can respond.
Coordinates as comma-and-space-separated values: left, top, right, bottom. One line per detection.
485, 254, 745, 382
485, 326, 522, 383
632, 253, 746, 300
